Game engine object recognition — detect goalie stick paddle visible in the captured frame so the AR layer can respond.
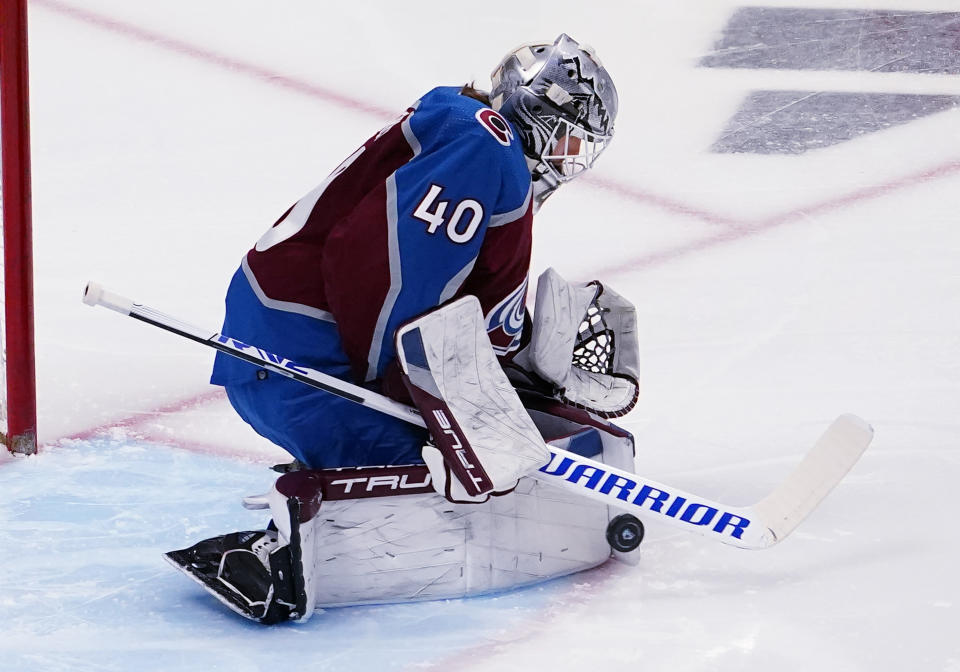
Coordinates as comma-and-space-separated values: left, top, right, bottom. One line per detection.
82, 282, 873, 550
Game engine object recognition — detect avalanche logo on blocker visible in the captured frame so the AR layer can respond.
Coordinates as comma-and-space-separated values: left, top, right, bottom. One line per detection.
475, 108, 514, 146
485, 278, 527, 354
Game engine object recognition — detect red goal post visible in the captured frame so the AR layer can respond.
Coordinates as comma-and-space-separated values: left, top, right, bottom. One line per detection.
1, 0, 38, 455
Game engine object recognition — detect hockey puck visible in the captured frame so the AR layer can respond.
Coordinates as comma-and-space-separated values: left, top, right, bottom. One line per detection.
606, 514, 644, 552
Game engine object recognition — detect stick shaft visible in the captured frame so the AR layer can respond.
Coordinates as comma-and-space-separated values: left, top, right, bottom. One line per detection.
82, 282, 425, 427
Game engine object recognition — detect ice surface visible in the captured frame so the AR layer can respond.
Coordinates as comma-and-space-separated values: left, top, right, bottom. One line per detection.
0, 438, 581, 671
3, 0, 959, 670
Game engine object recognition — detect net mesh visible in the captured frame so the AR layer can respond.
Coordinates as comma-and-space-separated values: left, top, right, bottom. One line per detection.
571, 289, 615, 375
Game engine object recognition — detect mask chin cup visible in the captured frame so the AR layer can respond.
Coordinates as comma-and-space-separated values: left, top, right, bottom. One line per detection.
527, 160, 560, 213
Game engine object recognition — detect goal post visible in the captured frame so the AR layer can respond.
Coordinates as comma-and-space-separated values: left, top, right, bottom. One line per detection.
1, 0, 38, 455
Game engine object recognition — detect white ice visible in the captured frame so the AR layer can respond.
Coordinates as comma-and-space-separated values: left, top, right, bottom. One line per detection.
2, 0, 959, 670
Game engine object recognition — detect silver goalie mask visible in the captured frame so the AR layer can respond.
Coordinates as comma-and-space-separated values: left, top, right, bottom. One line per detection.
490, 34, 618, 210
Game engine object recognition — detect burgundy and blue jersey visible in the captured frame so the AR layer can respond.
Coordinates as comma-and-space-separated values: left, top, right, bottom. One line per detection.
210, 87, 533, 466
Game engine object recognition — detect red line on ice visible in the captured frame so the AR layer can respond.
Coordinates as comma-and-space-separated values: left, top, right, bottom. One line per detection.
594, 158, 960, 278
39, 386, 278, 462
67, 388, 226, 442
578, 173, 742, 227
134, 428, 285, 462
32, 0, 395, 119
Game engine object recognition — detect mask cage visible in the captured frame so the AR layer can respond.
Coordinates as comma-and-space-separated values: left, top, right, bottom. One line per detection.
540, 117, 612, 182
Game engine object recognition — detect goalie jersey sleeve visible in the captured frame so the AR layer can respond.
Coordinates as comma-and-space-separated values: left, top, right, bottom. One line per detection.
211, 87, 533, 388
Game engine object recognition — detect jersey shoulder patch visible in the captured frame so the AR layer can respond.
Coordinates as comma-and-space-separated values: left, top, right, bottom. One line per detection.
474, 108, 515, 147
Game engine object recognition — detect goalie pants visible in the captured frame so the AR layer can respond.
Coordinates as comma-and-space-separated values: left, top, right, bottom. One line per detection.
224, 377, 427, 469
212, 265, 427, 469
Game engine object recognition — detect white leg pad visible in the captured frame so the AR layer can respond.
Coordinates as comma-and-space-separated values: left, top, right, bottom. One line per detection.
304, 478, 610, 607
265, 408, 638, 612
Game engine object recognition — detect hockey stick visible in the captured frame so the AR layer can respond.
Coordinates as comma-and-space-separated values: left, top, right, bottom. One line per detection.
82, 282, 873, 550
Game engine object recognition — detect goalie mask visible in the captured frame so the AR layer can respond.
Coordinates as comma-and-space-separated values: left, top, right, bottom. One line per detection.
490, 34, 618, 211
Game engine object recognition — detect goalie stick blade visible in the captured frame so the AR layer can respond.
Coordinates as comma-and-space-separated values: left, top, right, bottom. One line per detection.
747, 414, 874, 548
532, 414, 873, 550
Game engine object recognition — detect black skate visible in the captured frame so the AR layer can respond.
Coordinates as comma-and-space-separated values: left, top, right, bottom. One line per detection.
165, 529, 303, 624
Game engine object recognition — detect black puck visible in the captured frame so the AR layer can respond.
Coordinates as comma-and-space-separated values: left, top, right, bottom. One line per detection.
606, 514, 644, 552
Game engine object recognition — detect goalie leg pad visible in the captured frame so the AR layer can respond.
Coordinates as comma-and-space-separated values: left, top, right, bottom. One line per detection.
169, 418, 639, 618
297, 422, 638, 607
300, 478, 612, 607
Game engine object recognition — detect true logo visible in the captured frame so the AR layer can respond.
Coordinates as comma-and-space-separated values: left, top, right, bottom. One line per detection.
432, 408, 487, 492
329, 472, 432, 496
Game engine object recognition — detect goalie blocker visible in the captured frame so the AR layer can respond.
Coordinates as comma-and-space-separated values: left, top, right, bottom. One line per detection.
396, 295, 550, 502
